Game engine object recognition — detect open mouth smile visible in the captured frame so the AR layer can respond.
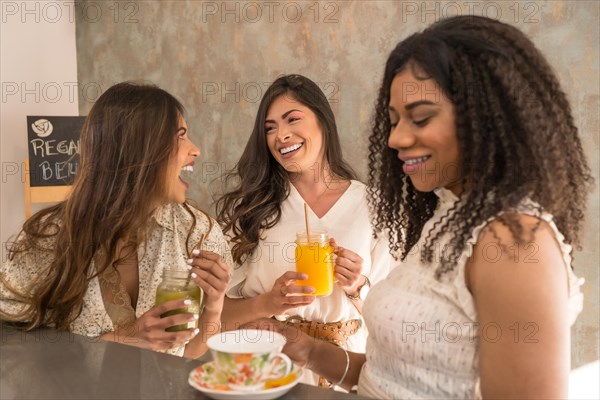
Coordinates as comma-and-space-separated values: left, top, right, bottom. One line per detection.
404, 155, 430, 165
402, 155, 431, 174
179, 164, 194, 187
280, 143, 303, 156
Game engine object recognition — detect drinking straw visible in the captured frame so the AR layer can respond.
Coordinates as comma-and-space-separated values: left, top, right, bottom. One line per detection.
304, 203, 311, 243
186, 233, 206, 286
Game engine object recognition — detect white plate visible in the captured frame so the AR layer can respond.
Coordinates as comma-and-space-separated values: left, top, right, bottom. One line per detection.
188, 361, 303, 400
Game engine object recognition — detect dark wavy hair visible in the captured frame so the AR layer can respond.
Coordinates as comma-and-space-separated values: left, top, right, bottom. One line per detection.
216, 74, 356, 265
2, 82, 202, 330
367, 16, 593, 278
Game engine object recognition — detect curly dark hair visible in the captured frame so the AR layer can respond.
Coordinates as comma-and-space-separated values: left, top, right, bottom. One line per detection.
216, 74, 356, 265
367, 16, 593, 278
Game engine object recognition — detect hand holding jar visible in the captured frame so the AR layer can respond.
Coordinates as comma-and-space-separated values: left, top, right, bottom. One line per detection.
185, 249, 231, 315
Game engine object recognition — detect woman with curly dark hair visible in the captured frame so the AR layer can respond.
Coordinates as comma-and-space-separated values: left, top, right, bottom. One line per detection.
1, 82, 232, 359
216, 74, 393, 387
251, 16, 593, 398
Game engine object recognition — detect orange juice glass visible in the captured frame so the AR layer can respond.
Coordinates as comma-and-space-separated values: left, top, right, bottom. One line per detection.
295, 231, 334, 296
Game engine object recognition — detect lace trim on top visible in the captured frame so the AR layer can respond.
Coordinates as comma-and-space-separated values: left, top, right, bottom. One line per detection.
432, 187, 584, 325
97, 266, 136, 330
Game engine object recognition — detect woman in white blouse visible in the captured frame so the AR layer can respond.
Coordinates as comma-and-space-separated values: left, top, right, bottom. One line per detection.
250, 16, 592, 398
217, 74, 393, 387
1, 82, 232, 359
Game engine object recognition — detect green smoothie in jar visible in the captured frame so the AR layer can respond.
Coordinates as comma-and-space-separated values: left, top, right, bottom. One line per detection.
155, 269, 203, 332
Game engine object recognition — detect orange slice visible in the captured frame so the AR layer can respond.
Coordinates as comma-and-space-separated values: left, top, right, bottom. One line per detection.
263, 373, 297, 389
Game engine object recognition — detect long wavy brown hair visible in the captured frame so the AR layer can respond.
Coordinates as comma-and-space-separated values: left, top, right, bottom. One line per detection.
216, 74, 356, 265
367, 16, 593, 278
2, 82, 201, 330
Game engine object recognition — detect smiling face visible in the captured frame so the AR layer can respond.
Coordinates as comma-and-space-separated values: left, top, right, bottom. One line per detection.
387, 67, 462, 195
265, 94, 326, 175
163, 116, 200, 204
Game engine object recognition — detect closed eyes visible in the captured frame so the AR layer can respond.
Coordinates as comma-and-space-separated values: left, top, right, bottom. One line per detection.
413, 116, 432, 127
264, 115, 302, 133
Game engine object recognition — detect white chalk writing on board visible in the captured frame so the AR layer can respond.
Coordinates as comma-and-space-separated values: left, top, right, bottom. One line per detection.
27, 116, 85, 187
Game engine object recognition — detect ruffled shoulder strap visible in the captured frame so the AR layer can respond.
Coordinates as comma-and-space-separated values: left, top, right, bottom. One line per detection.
452, 199, 584, 325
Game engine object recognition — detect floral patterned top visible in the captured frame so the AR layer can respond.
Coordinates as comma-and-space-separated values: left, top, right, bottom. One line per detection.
0, 203, 233, 356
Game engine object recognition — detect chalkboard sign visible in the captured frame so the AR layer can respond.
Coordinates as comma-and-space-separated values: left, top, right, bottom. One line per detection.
27, 116, 86, 187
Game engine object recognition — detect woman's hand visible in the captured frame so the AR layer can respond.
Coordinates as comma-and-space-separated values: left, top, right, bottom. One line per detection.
187, 250, 232, 315
242, 317, 366, 391
262, 271, 316, 316
220, 271, 314, 332
105, 298, 199, 352
330, 238, 364, 296
241, 318, 315, 367
182, 250, 231, 359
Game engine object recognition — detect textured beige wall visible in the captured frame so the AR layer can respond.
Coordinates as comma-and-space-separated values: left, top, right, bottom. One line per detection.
75, 0, 598, 368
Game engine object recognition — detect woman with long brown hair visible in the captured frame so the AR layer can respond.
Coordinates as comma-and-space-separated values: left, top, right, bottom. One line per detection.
216, 74, 393, 387
1, 82, 232, 359
249, 16, 593, 398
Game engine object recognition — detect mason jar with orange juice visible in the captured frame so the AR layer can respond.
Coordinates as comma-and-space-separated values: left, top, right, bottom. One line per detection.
295, 231, 334, 296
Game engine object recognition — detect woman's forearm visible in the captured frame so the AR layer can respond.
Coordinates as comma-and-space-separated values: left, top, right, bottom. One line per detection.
307, 340, 366, 391
99, 325, 150, 350
184, 310, 222, 359
220, 296, 272, 331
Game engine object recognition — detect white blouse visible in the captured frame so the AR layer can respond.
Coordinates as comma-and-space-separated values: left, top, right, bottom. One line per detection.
227, 180, 394, 356
358, 188, 584, 399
